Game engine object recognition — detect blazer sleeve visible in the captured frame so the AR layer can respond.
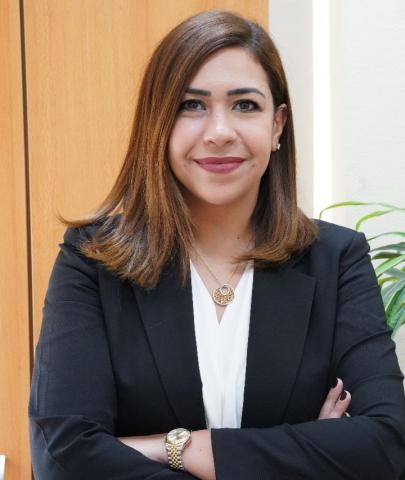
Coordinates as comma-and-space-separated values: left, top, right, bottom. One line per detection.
210, 231, 405, 480
28, 226, 197, 480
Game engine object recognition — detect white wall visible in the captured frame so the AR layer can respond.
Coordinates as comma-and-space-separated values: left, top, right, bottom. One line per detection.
269, 0, 405, 236
268, 0, 314, 218
329, 0, 405, 237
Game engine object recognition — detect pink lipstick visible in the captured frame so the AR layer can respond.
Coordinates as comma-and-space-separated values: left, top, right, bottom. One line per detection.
194, 156, 244, 173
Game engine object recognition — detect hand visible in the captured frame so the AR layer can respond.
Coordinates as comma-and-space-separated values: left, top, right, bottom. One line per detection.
118, 433, 167, 464
318, 377, 351, 419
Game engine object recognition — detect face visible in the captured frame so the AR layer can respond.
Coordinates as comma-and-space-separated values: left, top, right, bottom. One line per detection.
168, 46, 287, 209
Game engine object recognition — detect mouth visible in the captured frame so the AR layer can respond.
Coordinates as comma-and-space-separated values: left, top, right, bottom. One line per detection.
193, 156, 245, 174
194, 156, 245, 165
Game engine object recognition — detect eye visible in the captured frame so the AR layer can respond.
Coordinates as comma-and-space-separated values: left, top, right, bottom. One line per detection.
178, 99, 205, 112
234, 99, 260, 112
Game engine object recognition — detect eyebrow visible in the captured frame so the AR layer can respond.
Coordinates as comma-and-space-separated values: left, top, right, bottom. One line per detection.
184, 87, 266, 98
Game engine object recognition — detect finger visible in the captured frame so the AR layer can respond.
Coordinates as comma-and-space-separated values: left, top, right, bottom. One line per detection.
325, 390, 352, 419
318, 378, 344, 419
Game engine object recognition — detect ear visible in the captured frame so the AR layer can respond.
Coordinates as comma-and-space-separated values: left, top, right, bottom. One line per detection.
271, 104, 288, 152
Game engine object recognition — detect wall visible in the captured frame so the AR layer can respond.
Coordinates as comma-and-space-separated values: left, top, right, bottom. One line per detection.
269, 0, 405, 374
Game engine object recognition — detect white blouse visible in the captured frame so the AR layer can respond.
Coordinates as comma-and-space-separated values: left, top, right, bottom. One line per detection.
190, 259, 254, 429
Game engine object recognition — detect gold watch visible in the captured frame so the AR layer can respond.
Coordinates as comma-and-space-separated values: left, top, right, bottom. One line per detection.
164, 427, 192, 471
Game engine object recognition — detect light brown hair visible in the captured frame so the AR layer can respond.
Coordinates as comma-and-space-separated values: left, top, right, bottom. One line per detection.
58, 9, 319, 289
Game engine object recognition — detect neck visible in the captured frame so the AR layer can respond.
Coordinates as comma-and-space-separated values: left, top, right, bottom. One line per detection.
187, 196, 257, 262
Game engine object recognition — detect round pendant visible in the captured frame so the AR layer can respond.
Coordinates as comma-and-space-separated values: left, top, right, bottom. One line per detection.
212, 284, 235, 306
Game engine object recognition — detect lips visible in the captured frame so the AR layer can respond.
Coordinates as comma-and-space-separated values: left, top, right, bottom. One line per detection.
193, 156, 244, 174
194, 156, 244, 165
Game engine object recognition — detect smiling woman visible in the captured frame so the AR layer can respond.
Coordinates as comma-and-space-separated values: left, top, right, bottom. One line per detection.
29, 9, 405, 480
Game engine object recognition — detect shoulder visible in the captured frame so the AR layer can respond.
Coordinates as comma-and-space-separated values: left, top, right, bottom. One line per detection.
312, 218, 364, 250
61, 214, 122, 249
289, 218, 369, 269
312, 218, 371, 266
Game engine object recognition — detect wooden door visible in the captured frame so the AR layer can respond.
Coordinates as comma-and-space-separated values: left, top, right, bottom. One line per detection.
0, 1, 268, 478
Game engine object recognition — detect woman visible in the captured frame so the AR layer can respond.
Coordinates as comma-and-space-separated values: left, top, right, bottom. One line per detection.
29, 10, 405, 480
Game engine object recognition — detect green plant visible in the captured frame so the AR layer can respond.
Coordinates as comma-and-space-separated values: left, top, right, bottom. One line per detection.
318, 201, 405, 338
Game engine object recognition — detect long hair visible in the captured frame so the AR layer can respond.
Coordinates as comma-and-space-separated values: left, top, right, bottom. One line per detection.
58, 9, 319, 289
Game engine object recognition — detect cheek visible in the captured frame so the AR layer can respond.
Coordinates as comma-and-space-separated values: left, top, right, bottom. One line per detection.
248, 158, 270, 179
244, 127, 272, 175
168, 129, 191, 181
242, 128, 272, 167
169, 119, 202, 158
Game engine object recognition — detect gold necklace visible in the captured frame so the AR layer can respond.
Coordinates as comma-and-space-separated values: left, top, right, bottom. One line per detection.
192, 237, 253, 306
195, 254, 239, 306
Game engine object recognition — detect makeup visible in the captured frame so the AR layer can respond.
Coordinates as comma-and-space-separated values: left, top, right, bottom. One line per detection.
194, 156, 244, 174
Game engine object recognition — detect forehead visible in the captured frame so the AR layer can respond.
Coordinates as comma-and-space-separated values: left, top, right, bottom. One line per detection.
188, 47, 270, 92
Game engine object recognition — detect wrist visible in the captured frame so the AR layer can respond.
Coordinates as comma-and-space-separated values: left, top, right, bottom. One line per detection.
164, 427, 192, 471
157, 433, 167, 463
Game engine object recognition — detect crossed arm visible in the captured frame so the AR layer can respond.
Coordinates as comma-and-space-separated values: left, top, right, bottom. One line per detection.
118, 378, 351, 480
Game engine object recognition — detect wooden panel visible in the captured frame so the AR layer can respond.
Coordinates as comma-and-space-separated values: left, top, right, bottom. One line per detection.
0, 1, 268, 478
0, 1, 31, 479
23, 0, 268, 348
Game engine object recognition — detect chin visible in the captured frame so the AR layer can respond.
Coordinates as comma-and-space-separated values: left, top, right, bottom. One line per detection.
195, 194, 243, 208
181, 183, 255, 209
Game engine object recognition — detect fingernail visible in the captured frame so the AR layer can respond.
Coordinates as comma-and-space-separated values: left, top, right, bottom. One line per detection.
331, 377, 338, 388
339, 390, 347, 401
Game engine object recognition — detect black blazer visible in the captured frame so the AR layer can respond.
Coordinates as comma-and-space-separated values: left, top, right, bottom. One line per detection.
29, 218, 405, 479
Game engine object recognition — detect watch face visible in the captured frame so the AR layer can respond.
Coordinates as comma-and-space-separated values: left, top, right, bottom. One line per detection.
167, 428, 190, 444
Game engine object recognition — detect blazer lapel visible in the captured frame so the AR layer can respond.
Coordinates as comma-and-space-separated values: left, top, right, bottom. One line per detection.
132, 254, 316, 431
241, 263, 316, 427
132, 262, 207, 431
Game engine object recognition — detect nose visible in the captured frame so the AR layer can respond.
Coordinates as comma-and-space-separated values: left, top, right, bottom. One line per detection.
202, 110, 237, 147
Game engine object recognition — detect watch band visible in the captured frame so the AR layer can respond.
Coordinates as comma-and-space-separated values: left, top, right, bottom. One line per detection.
166, 443, 185, 471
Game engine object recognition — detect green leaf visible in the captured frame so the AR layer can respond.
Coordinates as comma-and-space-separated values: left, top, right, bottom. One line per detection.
379, 276, 398, 287
367, 232, 405, 242
391, 310, 405, 338
318, 201, 370, 219
387, 287, 405, 334
355, 210, 394, 230
381, 277, 405, 305
383, 287, 405, 322
387, 287, 405, 318
371, 252, 400, 260
370, 242, 405, 253
318, 201, 405, 220
375, 254, 405, 277
383, 268, 405, 279
386, 291, 403, 327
